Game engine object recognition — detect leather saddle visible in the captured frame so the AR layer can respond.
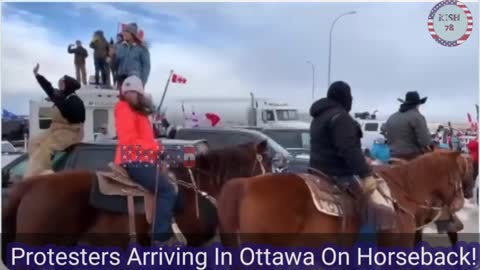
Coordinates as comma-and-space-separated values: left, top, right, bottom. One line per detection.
94, 162, 155, 224
297, 173, 353, 218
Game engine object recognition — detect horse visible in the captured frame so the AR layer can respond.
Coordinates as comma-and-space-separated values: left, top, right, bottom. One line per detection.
2, 140, 272, 259
217, 150, 469, 248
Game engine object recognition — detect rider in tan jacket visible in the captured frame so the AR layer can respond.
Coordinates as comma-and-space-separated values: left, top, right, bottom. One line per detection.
24, 64, 85, 178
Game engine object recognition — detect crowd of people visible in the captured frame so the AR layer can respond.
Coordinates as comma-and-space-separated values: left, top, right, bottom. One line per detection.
67, 23, 150, 90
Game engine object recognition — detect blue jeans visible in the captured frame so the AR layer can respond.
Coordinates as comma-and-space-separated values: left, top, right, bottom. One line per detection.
94, 58, 107, 85
124, 162, 176, 241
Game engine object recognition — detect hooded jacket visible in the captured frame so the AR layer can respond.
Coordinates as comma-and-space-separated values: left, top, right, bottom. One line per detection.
35, 74, 85, 124
309, 98, 371, 178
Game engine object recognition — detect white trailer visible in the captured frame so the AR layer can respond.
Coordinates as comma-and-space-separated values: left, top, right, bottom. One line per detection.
165, 93, 309, 129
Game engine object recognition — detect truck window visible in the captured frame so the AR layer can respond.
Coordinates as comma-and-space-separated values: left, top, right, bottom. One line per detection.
93, 109, 109, 133
8, 152, 67, 181
364, 123, 379, 132
263, 110, 274, 121
39, 107, 52, 129
276, 110, 299, 121
176, 130, 231, 150
70, 148, 115, 170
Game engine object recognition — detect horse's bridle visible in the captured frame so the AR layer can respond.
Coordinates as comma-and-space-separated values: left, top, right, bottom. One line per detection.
251, 154, 266, 175
171, 152, 267, 218
379, 157, 465, 231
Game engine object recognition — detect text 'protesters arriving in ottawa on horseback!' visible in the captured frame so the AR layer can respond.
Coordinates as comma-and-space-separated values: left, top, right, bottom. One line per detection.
118, 144, 196, 168
6, 242, 480, 270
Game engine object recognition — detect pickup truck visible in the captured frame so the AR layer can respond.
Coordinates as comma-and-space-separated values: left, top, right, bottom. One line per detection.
1, 139, 208, 204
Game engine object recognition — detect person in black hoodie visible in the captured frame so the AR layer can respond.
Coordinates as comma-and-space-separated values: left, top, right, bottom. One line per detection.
24, 63, 85, 178
309, 81, 394, 231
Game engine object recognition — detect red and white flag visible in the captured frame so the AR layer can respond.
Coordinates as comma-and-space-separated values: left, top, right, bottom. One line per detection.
172, 73, 187, 84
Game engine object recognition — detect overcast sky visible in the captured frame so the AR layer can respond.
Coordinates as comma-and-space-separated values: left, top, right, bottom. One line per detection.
1, 2, 478, 122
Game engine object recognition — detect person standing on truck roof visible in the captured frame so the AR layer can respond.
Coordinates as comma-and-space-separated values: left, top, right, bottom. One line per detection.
67, 40, 88, 86
25, 63, 85, 178
90, 30, 109, 87
309, 81, 395, 231
114, 75, 176, 245
113, 23, 150, 88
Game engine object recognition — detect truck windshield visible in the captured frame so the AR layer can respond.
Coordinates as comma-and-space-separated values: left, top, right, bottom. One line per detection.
276, 110, 299, 121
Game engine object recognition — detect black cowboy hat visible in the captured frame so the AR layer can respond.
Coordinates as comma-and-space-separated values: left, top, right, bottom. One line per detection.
397, 91, 427, 105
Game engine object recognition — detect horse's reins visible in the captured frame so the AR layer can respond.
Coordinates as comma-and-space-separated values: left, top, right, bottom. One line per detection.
376, 159, 465, 231
172, 153, 266, 220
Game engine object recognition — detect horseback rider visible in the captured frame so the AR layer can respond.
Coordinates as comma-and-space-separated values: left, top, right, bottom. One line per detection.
384, 91, 463, 234
25, 64, 85, 178
114, 75, 176, 245
384, 91, 432, 160
309, 81, 394, 230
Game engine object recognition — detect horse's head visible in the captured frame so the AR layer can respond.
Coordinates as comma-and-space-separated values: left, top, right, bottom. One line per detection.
190, 139, 271, 187
457, 154, 475, 199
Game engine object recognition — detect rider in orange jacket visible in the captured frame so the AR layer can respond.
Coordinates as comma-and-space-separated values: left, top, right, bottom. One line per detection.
114, 75, 176, 245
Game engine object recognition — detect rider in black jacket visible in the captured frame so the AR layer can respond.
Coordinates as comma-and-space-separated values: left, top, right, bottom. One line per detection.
309, 81, 394, 230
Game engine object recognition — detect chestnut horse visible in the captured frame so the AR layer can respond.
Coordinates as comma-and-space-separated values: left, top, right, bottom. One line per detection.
2, 141, 271, 257
217, 150, 471, 248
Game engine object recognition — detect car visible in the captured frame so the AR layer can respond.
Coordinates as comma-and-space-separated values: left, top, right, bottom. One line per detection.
259, 127, 310, 156
1, 139, 208, 203
173, 127, 296, 170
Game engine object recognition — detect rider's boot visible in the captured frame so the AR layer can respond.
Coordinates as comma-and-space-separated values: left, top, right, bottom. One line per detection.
360, 176, 396, 231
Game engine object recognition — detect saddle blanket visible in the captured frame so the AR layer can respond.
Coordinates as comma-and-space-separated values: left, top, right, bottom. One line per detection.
297, 173, 394, 217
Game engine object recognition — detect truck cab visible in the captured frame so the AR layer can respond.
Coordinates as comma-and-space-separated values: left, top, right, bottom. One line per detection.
257, 101, 308, 129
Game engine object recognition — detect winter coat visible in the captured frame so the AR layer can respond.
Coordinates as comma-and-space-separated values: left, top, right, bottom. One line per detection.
90, 36, 110, 60
114, 100, 159, 165
67, 45, 88, 66
309, 98, 371, 178
114, 42, 151, 85
35, 74, 85, 125
384, 108, 432, 157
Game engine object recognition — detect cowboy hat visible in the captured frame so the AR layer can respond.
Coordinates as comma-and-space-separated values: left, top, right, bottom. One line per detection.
397, 91, 427, 105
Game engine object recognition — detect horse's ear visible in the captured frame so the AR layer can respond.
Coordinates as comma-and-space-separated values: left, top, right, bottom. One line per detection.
256, 139, 268, 154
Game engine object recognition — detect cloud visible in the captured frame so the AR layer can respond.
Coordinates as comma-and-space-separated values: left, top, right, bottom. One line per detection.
1, 2, 479, 123
1, 5, 253, 114
71, 3, 157, 27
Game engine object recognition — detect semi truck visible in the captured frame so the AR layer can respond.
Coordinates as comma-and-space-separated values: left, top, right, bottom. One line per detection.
165, 92, 309, 129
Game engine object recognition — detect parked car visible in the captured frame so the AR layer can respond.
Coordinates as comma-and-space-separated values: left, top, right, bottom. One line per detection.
2, 140, 24, 168
173, 127, 296, 170
1, 139, 208, 203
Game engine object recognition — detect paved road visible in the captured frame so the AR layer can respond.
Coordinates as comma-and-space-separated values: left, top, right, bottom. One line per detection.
423, 199, 479, 245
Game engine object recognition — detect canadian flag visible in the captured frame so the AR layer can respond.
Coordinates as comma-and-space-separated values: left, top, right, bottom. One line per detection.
172, 73, 187, 84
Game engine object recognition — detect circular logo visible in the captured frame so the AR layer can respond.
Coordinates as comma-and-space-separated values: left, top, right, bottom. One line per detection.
428, 0, 473, 47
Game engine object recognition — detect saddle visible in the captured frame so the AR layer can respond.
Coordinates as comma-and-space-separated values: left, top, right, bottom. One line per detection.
297, 173, 395, 219
95, 163, 155, 225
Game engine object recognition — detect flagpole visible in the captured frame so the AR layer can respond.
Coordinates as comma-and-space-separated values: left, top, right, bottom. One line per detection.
156, 70, 174, 114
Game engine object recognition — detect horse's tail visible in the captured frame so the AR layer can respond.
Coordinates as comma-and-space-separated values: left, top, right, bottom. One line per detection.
217, 178, 246, 247
2, 180, 35, 262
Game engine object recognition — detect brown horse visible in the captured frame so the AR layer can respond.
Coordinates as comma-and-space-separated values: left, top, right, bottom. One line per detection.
217, 150, 469, 248
2, 141, 271, 257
